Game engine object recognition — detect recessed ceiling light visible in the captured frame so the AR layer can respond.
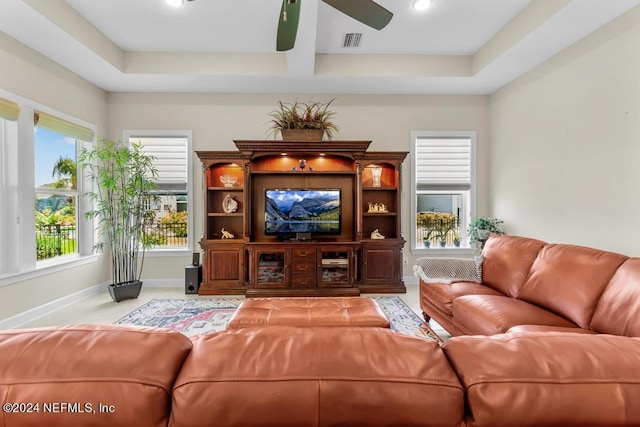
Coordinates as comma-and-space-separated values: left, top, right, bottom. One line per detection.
412, 0, 432, 11
166, 0, 184, 7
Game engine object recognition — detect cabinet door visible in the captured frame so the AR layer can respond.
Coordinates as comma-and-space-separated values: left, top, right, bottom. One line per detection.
362, 246, 398, 283
318, 249, 351, 287
255, 249, 289, 288
199, 244, 245, 294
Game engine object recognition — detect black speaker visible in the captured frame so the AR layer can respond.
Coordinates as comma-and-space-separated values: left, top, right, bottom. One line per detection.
185, 264, 202, 294
192, 252, 200, 266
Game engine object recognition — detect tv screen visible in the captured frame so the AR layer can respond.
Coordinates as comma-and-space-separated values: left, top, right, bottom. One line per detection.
265, 189, 341, 235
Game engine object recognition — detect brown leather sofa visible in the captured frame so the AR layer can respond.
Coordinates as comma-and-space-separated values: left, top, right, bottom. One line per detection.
419, 235, 640, 337
1, 324, 640, 426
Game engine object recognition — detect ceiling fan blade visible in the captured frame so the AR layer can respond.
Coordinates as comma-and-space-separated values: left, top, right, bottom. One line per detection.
322, 0, 392, 30
276, 0, 301, 52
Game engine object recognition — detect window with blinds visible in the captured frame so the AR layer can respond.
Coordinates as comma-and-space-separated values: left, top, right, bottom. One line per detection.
412, 132, 476, 250
129, 134, 191, 250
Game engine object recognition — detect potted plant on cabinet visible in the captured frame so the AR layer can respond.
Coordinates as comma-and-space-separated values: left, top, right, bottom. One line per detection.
468, 217, 504, 247
79, 140, 159, 302
268, 99, 339, 141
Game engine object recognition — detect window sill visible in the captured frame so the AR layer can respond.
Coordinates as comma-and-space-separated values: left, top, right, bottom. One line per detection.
410, 247, 478, 257
144, 248, 193, 257
0, 254, 100, 288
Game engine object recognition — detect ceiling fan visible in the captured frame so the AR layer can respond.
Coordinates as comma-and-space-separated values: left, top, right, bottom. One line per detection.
277, 0, 393, 51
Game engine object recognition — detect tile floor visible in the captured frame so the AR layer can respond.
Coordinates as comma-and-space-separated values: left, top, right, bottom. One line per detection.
16, 283, 450, 340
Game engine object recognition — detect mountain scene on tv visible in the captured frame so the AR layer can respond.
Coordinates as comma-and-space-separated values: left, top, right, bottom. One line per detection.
265, 190, 340, 234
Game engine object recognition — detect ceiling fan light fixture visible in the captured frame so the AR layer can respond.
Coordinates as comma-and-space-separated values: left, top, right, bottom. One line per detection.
412, 0, 432, 11
166, 0, 184, 7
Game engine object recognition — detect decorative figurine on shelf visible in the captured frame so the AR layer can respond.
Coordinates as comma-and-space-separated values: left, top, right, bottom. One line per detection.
219, 175, 238, 188
299, 159, 306, 170
367, 202, 388, 213
221, 228, 235, 239
370, 229, 385, 239
222, 193, 238, 213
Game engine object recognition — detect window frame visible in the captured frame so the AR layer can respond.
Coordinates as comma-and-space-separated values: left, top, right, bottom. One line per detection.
410, 130, 477, 255
0, 91, 97, 286
123, 130, 194, 256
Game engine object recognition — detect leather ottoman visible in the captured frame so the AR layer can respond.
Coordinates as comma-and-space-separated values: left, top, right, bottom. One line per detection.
226, 297, 390, 329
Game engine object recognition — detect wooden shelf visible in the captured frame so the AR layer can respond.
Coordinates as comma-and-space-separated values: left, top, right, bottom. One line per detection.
197, 141, 408, 296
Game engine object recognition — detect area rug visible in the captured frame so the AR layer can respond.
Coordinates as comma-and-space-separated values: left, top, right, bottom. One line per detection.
114, 296, 435, 340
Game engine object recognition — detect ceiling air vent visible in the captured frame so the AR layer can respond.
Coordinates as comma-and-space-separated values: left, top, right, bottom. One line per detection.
342, 33, 362, 48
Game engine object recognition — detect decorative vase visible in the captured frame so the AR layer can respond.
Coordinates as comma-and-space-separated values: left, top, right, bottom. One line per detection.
108, 280, 142, 303
423, 241, 431, 248
281, 129, 324, 141
371, 167, 382, 187
453, 240, 461, 247
439, 240, 446, 248
477, 229, 491, 240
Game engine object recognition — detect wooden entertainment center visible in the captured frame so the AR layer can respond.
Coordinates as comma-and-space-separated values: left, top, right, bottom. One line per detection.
196, 140, 407, 297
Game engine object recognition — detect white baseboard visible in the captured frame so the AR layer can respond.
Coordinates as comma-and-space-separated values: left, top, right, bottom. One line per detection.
403, 275, 419, 286
143, 278, 183, 287
0, 282, 105, 329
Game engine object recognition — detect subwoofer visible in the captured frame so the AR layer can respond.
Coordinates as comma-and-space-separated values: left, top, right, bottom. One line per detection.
185, 264, 202, 294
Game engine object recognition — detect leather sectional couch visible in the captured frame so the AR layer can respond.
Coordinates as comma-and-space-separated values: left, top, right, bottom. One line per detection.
419, 235, 640, 337
1, 323, 640, 426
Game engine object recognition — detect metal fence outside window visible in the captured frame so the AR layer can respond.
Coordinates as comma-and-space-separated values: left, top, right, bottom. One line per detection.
36, 224, 77, 260
36, 222, 189, 260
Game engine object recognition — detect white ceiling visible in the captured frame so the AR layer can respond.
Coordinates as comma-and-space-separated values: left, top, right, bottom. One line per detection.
1, 0, 639, 94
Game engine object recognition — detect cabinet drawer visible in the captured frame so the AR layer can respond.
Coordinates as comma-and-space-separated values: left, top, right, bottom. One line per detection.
291, 262, 315, 274
291, 275, 316, 288
291, 249, 316, 261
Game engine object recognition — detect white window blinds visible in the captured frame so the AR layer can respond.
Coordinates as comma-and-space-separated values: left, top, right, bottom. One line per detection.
34, 111, 95, 142
136, 136, 188, 192
0, 97, 20, 121
415, 137, 471, 191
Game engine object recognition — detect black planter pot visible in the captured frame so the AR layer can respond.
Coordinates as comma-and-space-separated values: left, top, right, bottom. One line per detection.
108, 280, 143, 303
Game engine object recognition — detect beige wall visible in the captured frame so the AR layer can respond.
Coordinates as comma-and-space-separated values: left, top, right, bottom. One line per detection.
489, 5, 640, 255
0, 32, 109, 320
108, 93, 490, 278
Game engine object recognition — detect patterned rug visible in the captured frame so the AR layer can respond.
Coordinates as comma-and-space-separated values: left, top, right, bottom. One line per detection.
114, 296, 435, 340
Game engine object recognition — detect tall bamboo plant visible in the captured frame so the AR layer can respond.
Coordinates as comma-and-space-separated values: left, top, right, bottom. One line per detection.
79, 140, 159, 287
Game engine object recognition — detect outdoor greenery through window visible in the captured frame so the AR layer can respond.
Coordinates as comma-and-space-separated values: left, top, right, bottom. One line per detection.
34, 127, 79, 260
126, 133, 191, 250
411, 132, 476, 250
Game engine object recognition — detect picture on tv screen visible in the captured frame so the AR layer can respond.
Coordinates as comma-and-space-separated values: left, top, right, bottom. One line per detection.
265, 189, 341, 235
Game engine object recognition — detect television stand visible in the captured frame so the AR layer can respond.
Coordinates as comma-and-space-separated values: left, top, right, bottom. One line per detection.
196, 140, 407, 296
244, 241, 360, 297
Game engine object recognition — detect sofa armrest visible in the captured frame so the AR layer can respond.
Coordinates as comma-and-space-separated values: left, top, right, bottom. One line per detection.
444, 332, 640, 426
414, 256, 482, 284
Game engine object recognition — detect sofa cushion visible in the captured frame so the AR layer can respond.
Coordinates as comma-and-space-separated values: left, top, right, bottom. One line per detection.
591, 258, 640, 336
507, 324, 597, 334
452, 294, 576, 336
518, 244, 627, 328
421, 281, 503, 315
0, 325, 192, 427
444, 333, 640, 426
171, 326, 464, 427
481, 235, 546, 297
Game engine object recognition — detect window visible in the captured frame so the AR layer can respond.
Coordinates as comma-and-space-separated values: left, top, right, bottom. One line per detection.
0, 94, 96, 282
0, 98, 20, 274
411, 131, 476, 251
125, 131, 192, 251
34, 112, 94, 261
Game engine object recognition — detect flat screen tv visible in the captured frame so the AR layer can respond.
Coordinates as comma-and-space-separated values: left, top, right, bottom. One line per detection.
265, 189, 341, 236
